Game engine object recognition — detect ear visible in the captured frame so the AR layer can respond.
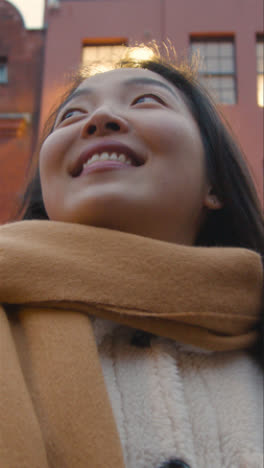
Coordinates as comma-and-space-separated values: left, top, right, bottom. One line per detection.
204, 186, 223, 210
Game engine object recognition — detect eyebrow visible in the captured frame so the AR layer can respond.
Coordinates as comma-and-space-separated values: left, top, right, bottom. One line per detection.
122, 76, 179, 99
58, 75, 178, 114
57, 88, 94, 114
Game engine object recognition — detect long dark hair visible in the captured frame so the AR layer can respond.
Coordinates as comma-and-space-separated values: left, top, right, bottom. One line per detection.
16, 53, 264, 359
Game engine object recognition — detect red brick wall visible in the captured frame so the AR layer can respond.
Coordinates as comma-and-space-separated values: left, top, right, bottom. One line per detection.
0, 0, 44, 223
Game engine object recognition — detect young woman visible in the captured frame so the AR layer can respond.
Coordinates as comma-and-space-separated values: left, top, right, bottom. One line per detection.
0, 52, 263, 468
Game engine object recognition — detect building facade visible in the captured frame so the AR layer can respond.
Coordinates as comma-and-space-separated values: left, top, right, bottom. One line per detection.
0, 0, 44, 222
41, 0, 264, 201
0, 0, 263, 223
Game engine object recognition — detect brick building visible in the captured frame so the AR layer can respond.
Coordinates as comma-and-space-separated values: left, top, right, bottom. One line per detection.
0, 0, 44, 222
41, 0, 263, 201
0, 0, 263, 224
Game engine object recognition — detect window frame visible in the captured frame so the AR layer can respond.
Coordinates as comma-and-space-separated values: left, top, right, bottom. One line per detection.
82, 37, 128, 74
190, 34, 237, 105
256, 33, 264, 107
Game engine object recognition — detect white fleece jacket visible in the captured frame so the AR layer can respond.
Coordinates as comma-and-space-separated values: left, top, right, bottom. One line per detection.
92, 317, 263, 468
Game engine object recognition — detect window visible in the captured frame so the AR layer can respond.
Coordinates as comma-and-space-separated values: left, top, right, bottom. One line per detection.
0, 113, 29, 138
0, 57, 8, 84
82, 38, 154, 75
256, 35, 264, 107
82, 38, 127, 74
191, 37, 236, 104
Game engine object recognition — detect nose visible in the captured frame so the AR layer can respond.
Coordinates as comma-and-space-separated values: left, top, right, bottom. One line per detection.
80, 107, 129, 138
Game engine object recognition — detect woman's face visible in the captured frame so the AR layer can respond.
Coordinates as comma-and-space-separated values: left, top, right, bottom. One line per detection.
40, 67, 214, 244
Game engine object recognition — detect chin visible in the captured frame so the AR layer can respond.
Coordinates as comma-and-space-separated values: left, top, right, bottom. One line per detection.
54, 206, 122, 230
57, 193, 132, 225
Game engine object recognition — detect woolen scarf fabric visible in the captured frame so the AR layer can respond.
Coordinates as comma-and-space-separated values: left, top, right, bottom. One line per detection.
0, 220, 262, 468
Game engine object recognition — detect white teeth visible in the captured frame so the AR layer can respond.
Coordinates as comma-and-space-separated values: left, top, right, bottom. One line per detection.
84, 154, 99, 166
100, 152, 109, 160
83, 154, 99, 167
118, 154, 126, 162
83, 151, 132, 168
110, 152, 118, 160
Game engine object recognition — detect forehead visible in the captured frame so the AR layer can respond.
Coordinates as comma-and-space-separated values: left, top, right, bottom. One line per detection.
78, 67, 174, 90
74, 68, 186, 106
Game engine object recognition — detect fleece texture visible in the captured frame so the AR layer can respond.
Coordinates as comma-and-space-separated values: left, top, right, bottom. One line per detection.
93, 318, 263, 468
0, 220, 263, 468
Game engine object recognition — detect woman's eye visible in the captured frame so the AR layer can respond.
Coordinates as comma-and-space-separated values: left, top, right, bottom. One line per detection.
132, 94, 165, 105
60, 109, 84, 121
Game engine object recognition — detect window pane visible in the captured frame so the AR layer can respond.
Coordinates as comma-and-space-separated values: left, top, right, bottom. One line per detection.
82, 47, 97, 63
257, 74, 264, 107
221, 88, 236, 104
193, 43, 205, 56
201, 75, 235, 104
256, 42, 264, 73
0, 64, 8, 83
201, 76, 220, 101
256, 42, 264, 58
220, 57, 234, 73
219, 43, 233, 57
206, 43, 219, 57
220, 76, 235, 89
197, 57, 207, 72
257, 58, 264, 73
191, 42, 203, 54
206, 57, 220, 73
206, 76, 221, 89
82, 44, 127, 73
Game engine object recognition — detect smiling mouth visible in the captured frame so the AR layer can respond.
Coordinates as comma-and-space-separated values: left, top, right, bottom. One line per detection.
81, 154, 134, 176
71, 141, 145, 177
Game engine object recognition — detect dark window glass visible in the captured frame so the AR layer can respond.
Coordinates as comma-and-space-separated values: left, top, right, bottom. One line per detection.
0, 57, 8, 84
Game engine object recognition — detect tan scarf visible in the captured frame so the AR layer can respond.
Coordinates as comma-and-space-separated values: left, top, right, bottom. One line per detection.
0, 220, 262, 468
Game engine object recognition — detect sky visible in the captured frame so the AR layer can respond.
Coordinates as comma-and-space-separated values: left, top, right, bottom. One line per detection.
8, 0, 44, 29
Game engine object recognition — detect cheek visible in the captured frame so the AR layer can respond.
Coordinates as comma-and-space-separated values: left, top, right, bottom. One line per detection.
138, 113, 203, 158
39, 137, 65, 215
141, 115, 207, 199
39, 131, 70, 186
39, 136, 58, 178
